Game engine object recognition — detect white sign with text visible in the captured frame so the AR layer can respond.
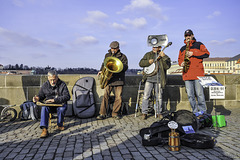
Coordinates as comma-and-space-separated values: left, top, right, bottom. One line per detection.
209, 86, 225, 99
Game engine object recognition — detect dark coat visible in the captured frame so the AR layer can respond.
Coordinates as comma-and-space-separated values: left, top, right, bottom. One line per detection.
100, 49, 128, 86
38, 78, 70, 104
139, 51, 171, 88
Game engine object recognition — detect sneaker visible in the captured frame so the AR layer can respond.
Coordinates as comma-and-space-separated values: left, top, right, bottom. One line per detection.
58, 126, 65, 131
112, 115, 121, 120
142, 114, 147, 120
96, 114, 106, 120
40, 128, 49, 138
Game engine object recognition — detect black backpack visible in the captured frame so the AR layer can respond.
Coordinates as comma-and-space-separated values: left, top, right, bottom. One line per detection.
106, 96, 128, 117
139, 110, 199, 146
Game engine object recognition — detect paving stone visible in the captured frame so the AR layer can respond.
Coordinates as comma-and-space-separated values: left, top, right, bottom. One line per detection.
0, 110, 240, 159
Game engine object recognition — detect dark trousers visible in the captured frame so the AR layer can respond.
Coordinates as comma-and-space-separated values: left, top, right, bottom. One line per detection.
99, 85, 123, 116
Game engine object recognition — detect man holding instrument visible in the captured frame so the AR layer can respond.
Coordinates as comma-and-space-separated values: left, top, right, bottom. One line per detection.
178, 29, 210, 114
139, 44, 171, 120
96, 41, 128, 120
33, 70, 70, 138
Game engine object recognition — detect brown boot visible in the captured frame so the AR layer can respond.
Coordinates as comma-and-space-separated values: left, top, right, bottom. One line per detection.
156, 114, 163, 119
40, 128, 49, 138
58, 126, 65, 131
142, 114, 147, 120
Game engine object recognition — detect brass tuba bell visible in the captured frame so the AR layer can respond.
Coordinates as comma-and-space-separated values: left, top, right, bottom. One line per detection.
100, 57, 123, 89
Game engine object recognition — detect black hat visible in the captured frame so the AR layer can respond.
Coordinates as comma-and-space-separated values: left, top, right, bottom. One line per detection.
109, 41, 119, 48
184, 29, 193, 36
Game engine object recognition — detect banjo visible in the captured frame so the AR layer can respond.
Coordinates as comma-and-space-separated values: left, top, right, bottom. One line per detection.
143, 42, 172, 76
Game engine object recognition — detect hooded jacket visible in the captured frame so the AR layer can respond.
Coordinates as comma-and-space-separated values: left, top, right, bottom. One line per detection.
100, 49, 128, 86
139, 51, 171, 88
38, 78, 70, 104
178, 38, 210, 81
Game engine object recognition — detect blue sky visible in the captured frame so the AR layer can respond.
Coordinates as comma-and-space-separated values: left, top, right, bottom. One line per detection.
0, 0, 240, 69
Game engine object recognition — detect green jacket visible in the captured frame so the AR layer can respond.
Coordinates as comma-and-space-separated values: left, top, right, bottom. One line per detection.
139, 51, 171, 88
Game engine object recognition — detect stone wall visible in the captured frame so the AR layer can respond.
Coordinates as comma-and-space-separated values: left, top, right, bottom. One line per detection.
0, 74, 239, 115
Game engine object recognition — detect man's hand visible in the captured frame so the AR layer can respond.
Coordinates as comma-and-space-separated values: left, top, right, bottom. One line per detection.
149, 59, 154, 64
186, 51, 193, 57
180, 62, 185, 67
45, 99, 55, 104
33, 95, 39, 103
97, 71, 102, 77
157, 51, 165, 60
159, 51, 165, 57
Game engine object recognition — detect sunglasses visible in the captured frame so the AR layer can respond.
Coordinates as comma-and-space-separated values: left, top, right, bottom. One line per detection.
185, 34, 192, 37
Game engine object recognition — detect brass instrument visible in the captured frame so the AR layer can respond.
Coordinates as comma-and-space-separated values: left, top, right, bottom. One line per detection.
100, 57, 123, 89
183, 40, 190, 73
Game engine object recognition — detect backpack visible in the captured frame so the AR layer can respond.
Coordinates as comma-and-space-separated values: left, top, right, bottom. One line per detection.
20, 101, 39, 120
106, 96, 128, 117
72, 77, 96, 118
139, 110, 199, 146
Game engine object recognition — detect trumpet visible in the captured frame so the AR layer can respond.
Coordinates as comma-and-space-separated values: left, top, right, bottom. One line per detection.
183, 40, 190, 73
99, 57, 123, 89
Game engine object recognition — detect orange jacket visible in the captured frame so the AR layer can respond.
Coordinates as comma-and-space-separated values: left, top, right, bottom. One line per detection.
178, 38, 210, 81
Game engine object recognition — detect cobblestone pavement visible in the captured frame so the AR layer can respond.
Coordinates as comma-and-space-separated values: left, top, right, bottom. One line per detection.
0, 108, 240, 160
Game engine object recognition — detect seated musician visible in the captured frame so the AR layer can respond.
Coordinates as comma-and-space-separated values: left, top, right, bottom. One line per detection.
139, 44, 171, 120
33, 70, 70, 138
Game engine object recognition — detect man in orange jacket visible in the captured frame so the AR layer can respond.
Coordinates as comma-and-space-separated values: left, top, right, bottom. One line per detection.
178, 29, 210, 113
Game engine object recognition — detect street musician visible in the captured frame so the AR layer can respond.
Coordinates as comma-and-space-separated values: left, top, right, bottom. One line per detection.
33, 70, 70, 138
178, 29, 210, 114
139, 43, 171, 120
96, 41, 128, 120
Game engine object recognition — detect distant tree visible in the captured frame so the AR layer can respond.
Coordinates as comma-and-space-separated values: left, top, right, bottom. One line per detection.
20, 64, 23, 70
23, 65, 29, 70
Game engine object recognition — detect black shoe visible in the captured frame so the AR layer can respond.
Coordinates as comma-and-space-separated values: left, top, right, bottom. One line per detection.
113, 115, 121, 120
96, 114, 106, 120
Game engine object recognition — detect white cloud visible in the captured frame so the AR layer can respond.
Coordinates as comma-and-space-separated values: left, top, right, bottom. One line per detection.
83, 10, 108, 26
207, 11, 221, 19
209, 38, 236, 45
112, 22, 127, 31
119, 0, 167, 20
123, 17, 147, 29
0, 27, 63, 48
74, 36, 98, 45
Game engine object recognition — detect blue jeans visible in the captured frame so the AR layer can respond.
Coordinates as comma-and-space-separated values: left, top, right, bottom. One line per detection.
40, 104, 67, 129
185, 80, 206, 113
142, 81, 162, 114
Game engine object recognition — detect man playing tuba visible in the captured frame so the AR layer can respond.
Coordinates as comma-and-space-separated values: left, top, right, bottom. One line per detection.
97, 41, 128, 120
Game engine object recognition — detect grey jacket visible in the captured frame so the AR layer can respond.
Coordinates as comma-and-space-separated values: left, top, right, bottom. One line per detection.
139, 51, 171, 88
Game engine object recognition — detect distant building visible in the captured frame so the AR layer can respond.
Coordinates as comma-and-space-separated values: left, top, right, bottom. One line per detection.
0, 70, 34, 75
203, 57, 230, 74
0, 64, 3, 70
168, 54, 240, 75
